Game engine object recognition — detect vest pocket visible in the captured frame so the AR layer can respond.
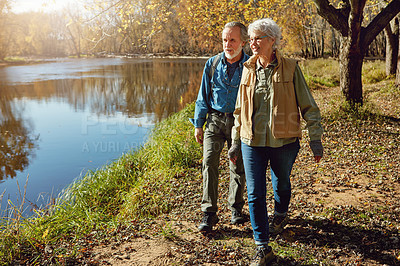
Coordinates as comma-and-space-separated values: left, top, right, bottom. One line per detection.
272, 81, 301, 138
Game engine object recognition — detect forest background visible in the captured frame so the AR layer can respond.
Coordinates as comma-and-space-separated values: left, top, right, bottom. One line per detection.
0, 0, 393, 60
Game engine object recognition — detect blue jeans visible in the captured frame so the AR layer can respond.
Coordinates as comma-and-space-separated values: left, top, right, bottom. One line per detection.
241, 140, 300, 245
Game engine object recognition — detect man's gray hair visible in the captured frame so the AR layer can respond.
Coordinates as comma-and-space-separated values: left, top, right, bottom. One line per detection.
224, 21, 248, 42
248, 18, 281, 49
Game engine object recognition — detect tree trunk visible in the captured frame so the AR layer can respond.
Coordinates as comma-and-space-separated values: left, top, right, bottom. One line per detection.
338, 0, 365, 106
339, 36, 364, 105
396, 30, 400, 86
331, 27, 339, 57
313, 0, 400, 106
385, 18, 399, 76
321, 22, 325, 57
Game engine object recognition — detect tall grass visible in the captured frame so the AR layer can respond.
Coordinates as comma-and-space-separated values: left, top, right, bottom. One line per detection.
0, 102, 201, 264
118, 104, 202, 219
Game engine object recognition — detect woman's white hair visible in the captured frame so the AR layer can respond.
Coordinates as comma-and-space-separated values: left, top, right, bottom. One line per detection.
248, 18, 281, 49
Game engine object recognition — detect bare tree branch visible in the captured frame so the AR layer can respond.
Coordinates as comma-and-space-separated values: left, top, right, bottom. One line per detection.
80, 0, 124, 24
313, 0, 349, 35
362, 0, 400, 48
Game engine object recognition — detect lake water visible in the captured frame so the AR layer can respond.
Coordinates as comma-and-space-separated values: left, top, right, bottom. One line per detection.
0, 57, 206, 215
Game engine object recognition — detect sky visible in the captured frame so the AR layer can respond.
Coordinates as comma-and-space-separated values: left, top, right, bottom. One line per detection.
11, 0, 75, 13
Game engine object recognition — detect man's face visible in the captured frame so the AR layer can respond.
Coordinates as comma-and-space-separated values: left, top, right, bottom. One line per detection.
222, 26, 245, 61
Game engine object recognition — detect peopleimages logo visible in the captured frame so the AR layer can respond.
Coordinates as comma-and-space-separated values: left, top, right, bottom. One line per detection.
81, 141, 142, 153
81, 114, 152, 135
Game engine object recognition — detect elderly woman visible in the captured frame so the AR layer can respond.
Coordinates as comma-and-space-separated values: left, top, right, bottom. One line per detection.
228, 18, 324, 265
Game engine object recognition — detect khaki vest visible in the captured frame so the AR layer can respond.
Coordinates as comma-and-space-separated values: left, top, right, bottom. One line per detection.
237, 51, 301, 140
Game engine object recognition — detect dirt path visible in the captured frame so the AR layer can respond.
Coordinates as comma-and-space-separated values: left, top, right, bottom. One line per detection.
88, 86, 400, 265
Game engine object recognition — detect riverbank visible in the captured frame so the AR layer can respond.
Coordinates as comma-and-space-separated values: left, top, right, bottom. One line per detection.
0, 54, 210, 68
1, 58, 400, 265
0, 56, 61, 67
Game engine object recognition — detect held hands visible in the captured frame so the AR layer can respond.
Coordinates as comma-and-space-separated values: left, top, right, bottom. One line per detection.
228, 142, 241, 165
195, 128, 204, 144
310, 140, 324, 163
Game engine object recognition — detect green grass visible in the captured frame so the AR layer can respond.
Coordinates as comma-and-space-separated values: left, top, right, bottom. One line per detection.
160, 222, 178, 240
299, 58, 339, 89
362, 60, 387, 84
299, 58, 387, 90
270, 241, 323, 264
324, 100, 381, 122
0, 103, 201, 264
1, 56, 49, 65
3, 56, 27, 63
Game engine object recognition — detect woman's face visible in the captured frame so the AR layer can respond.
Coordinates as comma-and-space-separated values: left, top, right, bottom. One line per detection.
249, 30, 275, 56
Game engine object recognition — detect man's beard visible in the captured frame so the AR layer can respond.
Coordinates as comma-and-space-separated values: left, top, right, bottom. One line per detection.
225, 47, 242, 60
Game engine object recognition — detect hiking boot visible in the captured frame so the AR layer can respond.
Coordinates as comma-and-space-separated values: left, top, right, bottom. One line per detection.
250, 245, 274, 266
269, 214, 289, 235
231, 209, 245, 225
198, 212, 219, 232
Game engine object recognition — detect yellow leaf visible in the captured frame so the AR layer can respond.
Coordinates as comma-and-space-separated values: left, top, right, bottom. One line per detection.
42, 228, 49, 239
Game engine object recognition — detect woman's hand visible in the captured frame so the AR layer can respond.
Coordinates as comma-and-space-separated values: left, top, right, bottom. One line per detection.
310, 140, 323, 163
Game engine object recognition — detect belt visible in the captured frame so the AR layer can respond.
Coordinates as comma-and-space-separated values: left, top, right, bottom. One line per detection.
210, 109, 234, 118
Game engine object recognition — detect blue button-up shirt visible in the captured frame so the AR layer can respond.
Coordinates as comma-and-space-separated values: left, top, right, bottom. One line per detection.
190, 52, 249, 128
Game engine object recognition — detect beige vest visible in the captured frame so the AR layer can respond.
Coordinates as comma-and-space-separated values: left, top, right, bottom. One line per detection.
237, 51, 301, 140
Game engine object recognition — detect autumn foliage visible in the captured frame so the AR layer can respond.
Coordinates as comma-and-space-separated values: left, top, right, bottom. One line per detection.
0, 0, 392, 59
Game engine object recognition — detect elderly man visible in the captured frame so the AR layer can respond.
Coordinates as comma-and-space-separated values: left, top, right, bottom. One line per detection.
190, 21, 249, 232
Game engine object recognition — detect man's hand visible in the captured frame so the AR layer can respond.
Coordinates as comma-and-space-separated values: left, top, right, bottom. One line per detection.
195, 128, 204, 144
228, 142, 241, 165
314, 156, 322, 163
310, 140, 323, 163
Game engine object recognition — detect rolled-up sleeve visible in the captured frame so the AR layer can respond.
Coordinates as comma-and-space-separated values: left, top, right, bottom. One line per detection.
190, 59, 213, 128
294, 64, 324, 141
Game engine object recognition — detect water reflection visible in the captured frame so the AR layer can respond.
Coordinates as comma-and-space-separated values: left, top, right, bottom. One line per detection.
1, 59, 204, 119
0, 85, 38, 181
0, 58, 205, 192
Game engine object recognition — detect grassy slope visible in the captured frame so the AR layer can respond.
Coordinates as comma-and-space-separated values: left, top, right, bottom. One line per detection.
1, 59, 400, 265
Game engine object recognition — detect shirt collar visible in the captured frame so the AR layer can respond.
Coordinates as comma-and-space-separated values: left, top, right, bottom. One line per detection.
256, 57, 278, 71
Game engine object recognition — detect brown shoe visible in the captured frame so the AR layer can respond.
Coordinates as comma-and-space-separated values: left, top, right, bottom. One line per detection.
269, 214, 289, 235
250, 245, 274, 266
